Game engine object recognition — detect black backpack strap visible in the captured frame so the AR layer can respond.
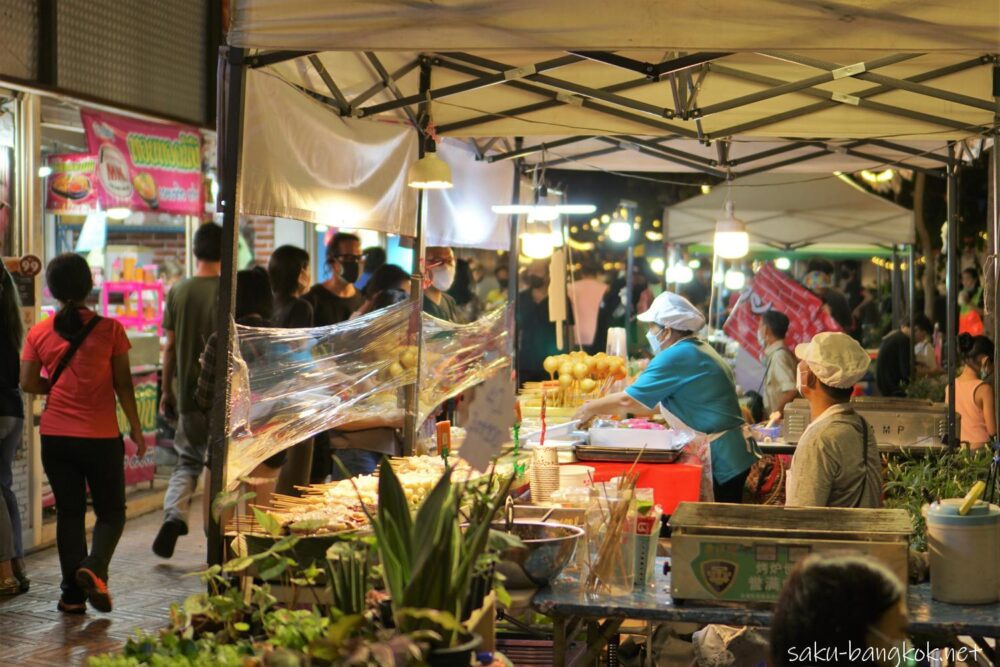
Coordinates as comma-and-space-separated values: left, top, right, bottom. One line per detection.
49, 315, 102, 390
851, 412, 871, 508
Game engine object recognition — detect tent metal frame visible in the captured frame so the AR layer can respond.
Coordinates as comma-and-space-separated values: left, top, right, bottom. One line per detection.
208, 43, 1000, 564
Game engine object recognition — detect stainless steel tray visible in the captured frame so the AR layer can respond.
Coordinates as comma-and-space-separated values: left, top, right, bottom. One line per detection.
573, 444, 687, 463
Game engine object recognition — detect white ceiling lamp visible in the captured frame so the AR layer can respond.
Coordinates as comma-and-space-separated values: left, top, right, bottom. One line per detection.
407, 140, 453, 189
774, 257, 792, 271
714, 201, 749, 259
666, 264, 694, 284
521, 219, 557, 259
724, 268, 746, 290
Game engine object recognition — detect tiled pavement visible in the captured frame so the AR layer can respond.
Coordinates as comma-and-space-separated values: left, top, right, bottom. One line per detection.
0, 511, 207, 666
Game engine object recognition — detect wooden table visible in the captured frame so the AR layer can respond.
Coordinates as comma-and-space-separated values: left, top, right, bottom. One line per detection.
533, 558, 1000, 666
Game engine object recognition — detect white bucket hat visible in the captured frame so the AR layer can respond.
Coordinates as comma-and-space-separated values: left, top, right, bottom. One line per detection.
636, 291, 706, 332
795, 332, 871, 389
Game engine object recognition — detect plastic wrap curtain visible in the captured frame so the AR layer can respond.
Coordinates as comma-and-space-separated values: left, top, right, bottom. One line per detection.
225, 302, 511, 487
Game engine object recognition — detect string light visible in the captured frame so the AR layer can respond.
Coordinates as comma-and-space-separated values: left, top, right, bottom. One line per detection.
871, 256, 926, 271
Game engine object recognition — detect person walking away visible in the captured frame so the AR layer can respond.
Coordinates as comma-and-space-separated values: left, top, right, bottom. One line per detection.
770, 554, 908, 667
267, 247, 315, 494
20, 253, 145, 613
196, 268, 286, 512
959, 267, 985, 335
757, 310, 798, 419
516, 261, 563, 385
423, 246, 463, 323
875, 314, 933, 397
946, 333, 996, 450
568, 261, 607, 353
0, 264, 26, 594
305, 233, 365, 481
785, 332, 882, 508
154, 223, 222, 559
575, 292, 754, 503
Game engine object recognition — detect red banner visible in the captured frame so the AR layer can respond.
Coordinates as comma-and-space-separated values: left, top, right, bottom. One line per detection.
724, 264, 841, 361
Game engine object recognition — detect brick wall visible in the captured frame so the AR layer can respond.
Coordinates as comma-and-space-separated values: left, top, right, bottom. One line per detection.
246, 216, 275, 266
106, 231, 187, 271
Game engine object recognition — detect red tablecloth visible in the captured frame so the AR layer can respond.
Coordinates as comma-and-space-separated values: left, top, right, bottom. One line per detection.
571, 452, 702, 515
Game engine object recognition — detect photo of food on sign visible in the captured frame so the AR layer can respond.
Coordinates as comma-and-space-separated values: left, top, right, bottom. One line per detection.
98, 143, 133, 200
49, 172, 92, 201
133, 172, 158, 208
45, 154, 101, 214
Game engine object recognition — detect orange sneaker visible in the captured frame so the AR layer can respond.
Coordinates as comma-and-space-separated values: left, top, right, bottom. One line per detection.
75, 568, 112, 613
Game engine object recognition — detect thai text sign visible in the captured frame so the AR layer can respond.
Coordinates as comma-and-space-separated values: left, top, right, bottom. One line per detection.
82, 109, 203, 216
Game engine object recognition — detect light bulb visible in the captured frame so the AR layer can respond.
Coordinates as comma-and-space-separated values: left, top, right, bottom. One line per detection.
715, 201, 749, 259
407, 152, 453, 189
666, 264, 693, 284
649, 257, 666, 275
521, 232, 555, 259
607, 220, 632, 243
724, 269, 746, 290
775, 257, 792, 271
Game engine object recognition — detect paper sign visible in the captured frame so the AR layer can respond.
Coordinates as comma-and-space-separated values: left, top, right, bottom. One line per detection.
45, 153, 101, 214
460, 363, 516, 471
81, 109, 203, 216
724, 264, 841, 361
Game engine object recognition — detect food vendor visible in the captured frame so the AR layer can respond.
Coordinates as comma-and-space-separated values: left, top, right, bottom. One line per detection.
574, 292, 755, 503
785, 332, 882, 508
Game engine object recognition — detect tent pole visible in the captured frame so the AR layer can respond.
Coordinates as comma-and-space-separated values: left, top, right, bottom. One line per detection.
402, 60, 431, 456
625, 243, 635, 355
508, 138, 523, 386
946, 145, 959, 447
207, 46, 246, 567
908, 243, 917, 382
889, 243, 903, 330
991, 76, 1000, 445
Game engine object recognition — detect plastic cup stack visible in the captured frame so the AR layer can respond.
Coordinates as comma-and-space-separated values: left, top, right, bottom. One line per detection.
530, 446, 561, 503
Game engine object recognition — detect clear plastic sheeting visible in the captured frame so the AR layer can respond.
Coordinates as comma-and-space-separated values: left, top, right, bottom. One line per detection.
225, 301, 511, 487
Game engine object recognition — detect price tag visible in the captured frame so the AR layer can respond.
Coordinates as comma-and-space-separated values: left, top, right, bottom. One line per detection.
460, 363, 515, 471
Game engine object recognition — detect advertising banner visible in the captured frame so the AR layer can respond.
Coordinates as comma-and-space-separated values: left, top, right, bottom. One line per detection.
81, 109, 203, 216
116, 370, 159, 485
723, 264, 841, 361
45, 153, 101, 214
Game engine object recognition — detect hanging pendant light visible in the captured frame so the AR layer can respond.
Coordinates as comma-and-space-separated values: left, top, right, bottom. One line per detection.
408, 139, 453, 189
714, 201, 749, 259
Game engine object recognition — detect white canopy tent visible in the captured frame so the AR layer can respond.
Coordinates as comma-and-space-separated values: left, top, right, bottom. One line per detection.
203, 2, 1000, 560
665, 173, 915, 251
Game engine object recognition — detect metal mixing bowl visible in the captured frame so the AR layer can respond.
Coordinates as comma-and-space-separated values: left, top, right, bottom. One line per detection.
492, 520, 585, 589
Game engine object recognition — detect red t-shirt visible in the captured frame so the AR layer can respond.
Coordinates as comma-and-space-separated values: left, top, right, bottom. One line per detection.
22, 311, 131, 438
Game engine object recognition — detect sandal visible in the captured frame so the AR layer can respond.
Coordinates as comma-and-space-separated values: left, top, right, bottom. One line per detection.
0, 577, 19, 596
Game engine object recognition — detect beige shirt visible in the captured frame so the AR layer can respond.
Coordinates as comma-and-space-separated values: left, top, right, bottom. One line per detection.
761, 340, 797, 414
786, 403, 883, 509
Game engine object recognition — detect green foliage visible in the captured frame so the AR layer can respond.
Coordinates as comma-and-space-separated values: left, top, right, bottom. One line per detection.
326, 541, 372, 617
903, 375, 947, 402
884, 448, 994, 551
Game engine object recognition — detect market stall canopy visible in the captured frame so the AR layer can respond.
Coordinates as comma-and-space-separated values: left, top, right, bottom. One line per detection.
229, 1, 998, 53
664, 173, 915, 250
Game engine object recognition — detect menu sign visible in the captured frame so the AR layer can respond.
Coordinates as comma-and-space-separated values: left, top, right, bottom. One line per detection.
45, 153, 100, 214
81, 109, 203, 216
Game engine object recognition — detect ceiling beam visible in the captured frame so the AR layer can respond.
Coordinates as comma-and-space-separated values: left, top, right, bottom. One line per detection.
307, 55, 349, 114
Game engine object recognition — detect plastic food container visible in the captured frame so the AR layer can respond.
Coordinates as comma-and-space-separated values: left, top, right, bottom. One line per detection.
559, 464, 595, 489
589, 426, 693, 449
925, 499, 1000, 604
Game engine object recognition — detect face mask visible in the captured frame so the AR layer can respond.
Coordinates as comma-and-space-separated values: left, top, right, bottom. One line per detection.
431, 264, 456, 291
527, 275, 545, 290
796, 364, 807, 395
757, 330, 766, 348
647, 329, 664, 355
338, 261, 360, 284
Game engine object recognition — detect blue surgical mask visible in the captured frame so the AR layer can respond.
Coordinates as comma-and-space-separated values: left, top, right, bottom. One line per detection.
647, 330, 663, 355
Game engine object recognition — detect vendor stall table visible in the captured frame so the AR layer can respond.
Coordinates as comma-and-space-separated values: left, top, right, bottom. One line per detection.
533, 558, 1000, 666
571, 453, 702, 515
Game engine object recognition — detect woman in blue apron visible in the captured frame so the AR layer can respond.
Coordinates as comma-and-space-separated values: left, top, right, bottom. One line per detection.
574, 292, 755, 503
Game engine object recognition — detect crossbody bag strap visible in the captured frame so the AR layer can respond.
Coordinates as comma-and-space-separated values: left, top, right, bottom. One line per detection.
49, 315, 102, 390
852, 412, 870, 508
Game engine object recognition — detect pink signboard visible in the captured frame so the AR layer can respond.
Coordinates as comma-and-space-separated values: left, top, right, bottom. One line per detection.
45, 153, 101, 214
81, 109, 203, 217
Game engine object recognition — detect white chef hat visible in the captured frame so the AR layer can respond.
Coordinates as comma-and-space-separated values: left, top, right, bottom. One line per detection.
794, 332, 871, 389
637, 291, 706, 332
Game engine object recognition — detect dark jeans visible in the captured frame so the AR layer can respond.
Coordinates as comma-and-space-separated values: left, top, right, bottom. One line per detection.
41, 435, 126, 604
713, 468, 751, 504
330, 449, 384, 480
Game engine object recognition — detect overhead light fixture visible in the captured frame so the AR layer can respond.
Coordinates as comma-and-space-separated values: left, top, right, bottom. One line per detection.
688, 259, 701, 269
666, 264, 694, 284
860, 169, 895, 184
607, 219, 632, 243
520, 218, 561, 260
724, 269, 746, 290
407, 142, 453, 189
491, 204, 596, 220
107, 207, 131, 220
38, 165, 53, 178
775, 257, 792, 271
701, 184, 712, 195
649, 257, 666, 275
645, 231, 663, 242
714, 201, 749, 259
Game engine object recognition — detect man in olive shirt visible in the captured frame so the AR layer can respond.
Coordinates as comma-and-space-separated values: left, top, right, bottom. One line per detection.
423, 246, 463, 323
786, 332, 882, 509
154, 223, 222, 558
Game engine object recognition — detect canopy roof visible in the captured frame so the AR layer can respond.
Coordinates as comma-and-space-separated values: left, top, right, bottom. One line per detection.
665, 173, 915, 250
